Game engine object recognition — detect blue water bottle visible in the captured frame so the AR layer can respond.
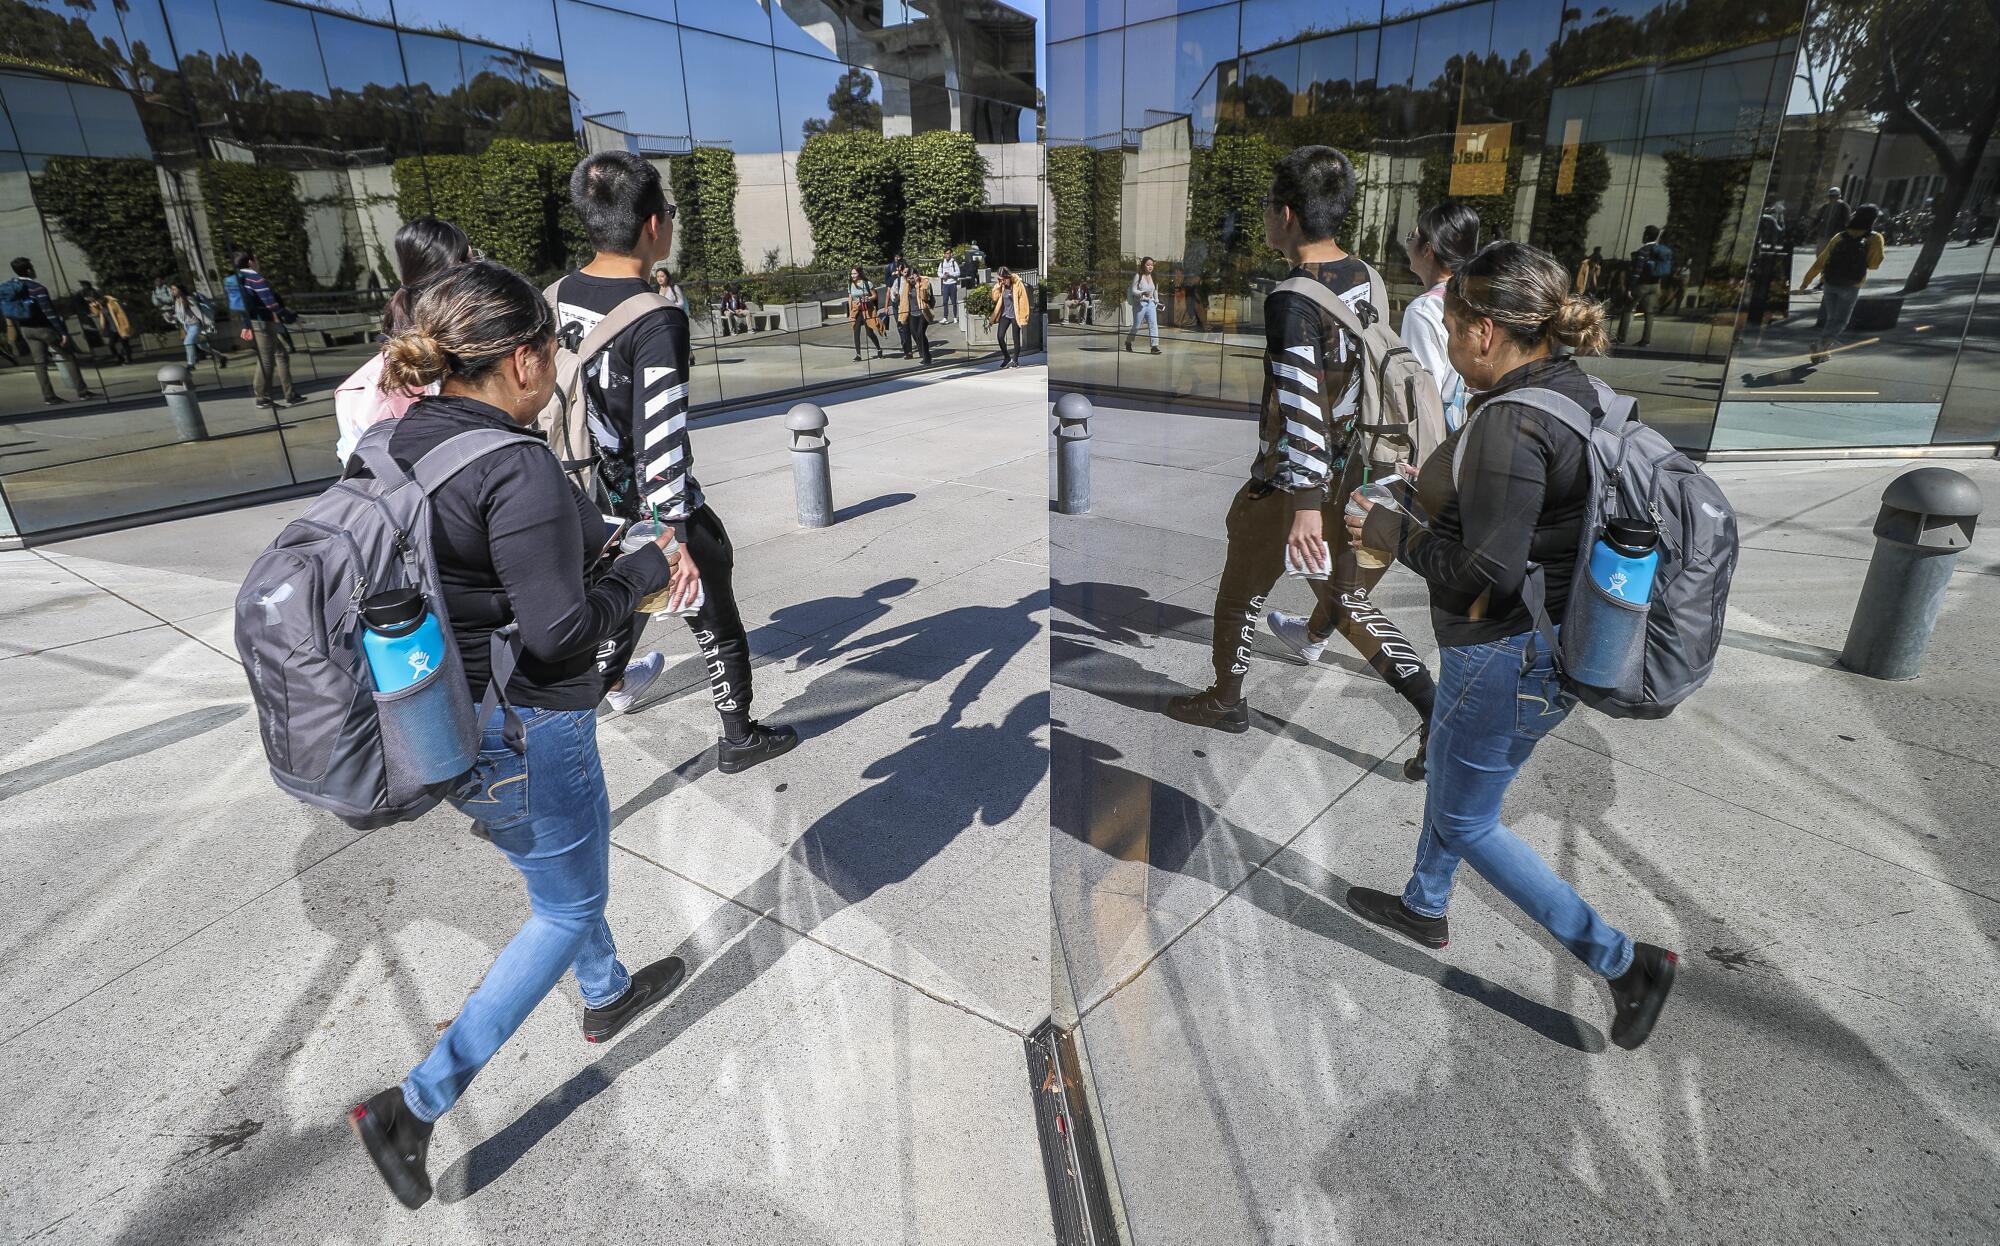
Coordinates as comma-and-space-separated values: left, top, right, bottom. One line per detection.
361, 588, 474, 785
1566, 517, 1660, 690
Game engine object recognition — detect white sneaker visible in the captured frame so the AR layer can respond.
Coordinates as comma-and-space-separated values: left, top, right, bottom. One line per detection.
605, 651, 665, 715
1266, 610, 1326, 663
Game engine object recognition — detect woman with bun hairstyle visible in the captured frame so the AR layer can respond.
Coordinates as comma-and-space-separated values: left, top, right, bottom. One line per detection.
1342, 241, 1679, 1051
343, 260, 687, 1209
334, 216, 470, 464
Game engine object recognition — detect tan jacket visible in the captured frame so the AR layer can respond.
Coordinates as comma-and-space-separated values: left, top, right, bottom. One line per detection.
88, 295, 132, 337
896, 275, 933, 322
989, 278, 1031, 326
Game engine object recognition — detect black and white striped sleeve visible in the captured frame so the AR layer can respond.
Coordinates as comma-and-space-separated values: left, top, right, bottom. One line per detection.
1267, 293, 1337, 511
631, 313, 694, 537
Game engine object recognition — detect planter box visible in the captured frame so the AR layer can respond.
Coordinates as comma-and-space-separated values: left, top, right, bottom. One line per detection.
965, 315, 997, 346
1851, 293, 1904, 332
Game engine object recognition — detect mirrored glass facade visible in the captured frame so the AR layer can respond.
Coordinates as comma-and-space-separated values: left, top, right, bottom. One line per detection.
0, 0, 1040, 539
1046, 0, 1999, 455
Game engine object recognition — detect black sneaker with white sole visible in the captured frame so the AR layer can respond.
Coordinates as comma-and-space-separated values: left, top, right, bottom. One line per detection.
1608, 942, 1678, 1050
348, 1086, 434, 1210
717, 721, 800, 774
1346, 885, 1450, 949
1165, 687, 1249, 734
582, 955, 687, 1044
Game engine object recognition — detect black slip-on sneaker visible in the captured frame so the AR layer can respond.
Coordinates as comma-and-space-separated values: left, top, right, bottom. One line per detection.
1165, 688, 1250, 734
718, 721, 800, 774
1346, 886, 1450, 949
1608, 942, 1678, 1050
348, 1086, 434, 1210
582, 955, 687, 1044
1403, 725, 1429, 782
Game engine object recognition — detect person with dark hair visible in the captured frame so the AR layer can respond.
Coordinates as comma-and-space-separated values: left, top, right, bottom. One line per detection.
718, 286, 749, 336
1342, 240, 1678, 1051
1616, 224, 1671, 348
894, 261, 934, 363
231, 251, 304, 407
990, 266, 1028, 367
1168, 144, 1436, 750
1802, 202, 1885, 365
938, 248, 962, 323
651, 266, 686, 310
558, 151, 796, 767
1398, 200, 1478, 432
1125, 256, 1160, 353
335, 216, 471, 463
0, 257, 95, 404
340, 260, 687, 1209
848, 265, 885, 360
167, 280, 222, 369
77, 282, 134, 365
1574, 245, 1604, 299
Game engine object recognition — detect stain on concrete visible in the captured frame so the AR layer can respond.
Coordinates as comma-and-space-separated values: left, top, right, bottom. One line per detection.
1706, 945, 1769, 971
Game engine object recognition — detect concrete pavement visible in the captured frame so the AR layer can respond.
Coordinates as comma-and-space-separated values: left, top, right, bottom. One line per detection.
0, 357, 1053, 1244
1051, 399, 2000, 1244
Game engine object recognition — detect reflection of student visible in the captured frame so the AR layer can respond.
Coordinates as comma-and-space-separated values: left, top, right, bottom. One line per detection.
1574, 246, 1604, 298
0, 257, 95, 404
557, 151, 797, 766
718, 287, 748, 336
894, 262, 934, 364
650, 267, 686, 309
168, 280, 222, 369
990, 266, 1028, 369
1064, 280, 1092, 325
938, 249, 961, 322
1803, 202, 1885, 365
1615, 225, 1671, 348
847, 266, 884, 360
1125, 256, 1160, 353
79, 282, 134, 365
233, 251, 304, 407
335, 217, 469, 464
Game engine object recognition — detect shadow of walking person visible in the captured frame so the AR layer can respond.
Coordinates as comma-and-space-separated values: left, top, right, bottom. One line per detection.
441, 692, 1048, 1201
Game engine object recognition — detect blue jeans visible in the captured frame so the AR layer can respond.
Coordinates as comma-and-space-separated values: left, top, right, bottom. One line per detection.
1817, 283, 1861, 354
400, 706, 632, 1121
1128, 300, 1158, 346
1401, 630, 1634, 979
940, 280, 958, 321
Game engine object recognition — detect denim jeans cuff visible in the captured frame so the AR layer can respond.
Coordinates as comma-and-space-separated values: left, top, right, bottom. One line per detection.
398, 1077, 442, 1123
1604, 940, 1636, 980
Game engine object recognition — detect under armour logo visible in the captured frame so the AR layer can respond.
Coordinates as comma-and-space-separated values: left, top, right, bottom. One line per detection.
254, 582, 294, 624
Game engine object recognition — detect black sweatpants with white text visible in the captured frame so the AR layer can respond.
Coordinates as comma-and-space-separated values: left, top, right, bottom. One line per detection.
599, 504, 754, 738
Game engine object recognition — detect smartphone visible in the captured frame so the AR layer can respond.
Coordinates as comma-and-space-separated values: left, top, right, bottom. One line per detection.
600, 514, 631, 557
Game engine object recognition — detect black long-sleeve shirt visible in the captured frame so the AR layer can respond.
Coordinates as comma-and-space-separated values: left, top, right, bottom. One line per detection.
344, 394, 670, 708
1364, 355, 1592, 647
1252, 259, 1369, 511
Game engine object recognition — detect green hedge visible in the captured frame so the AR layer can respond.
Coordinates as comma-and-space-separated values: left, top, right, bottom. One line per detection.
1186, 133, 1284, 293
886, 131, 987, 260
33, 157, 180, 307
199, 160, 312, 293
1530, 141, 1611, 267
796, 130, 897, 270
670, 147, 743, 283
1048, 144, 1122, 278
391, 140, 585, 281
964, 283, 995, 317
1662, 148, 1752, 278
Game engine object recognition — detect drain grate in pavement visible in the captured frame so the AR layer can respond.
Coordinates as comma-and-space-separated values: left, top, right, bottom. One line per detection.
1026, 1018, 1121, 1245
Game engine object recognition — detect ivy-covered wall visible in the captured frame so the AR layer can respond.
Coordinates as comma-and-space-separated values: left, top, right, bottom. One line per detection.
1531, 142, 1611, 269
391, 139, 585, 280
1662, 148, 1753, 279
1186, 133, 1284, 292
669, 147, 745, 282
887, 131, 988, 260
1048, 144, 1122, 280
796, 128, 986, 270
32, 157, 180, 306
199, 160, 313, 293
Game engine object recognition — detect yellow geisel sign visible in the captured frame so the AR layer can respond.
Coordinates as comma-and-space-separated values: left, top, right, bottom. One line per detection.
1450, 122, 1511, 196
1557, 118, 1584, 194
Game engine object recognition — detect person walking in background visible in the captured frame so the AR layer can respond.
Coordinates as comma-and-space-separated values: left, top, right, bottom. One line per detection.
342, 260, 688, 1210
334, 216, 470, 464
78, 283, 134, 365
558, 151, 797, 767
1813, 186, 1850, 247
167, 280, 224, 369
894, 261, 934, 365
0, 257, 95, 405
1574, 246, 1604, 299
938, 249, 962, 323
847, 266, 885, 361
1616, 226, 1671, 348
233, 251, 304, 407
1126, 256, 1161, 354
651, 267, 686, 310
990, 266, 1029, 369
1342, 239, 1678, 1051
1802, 202, 1885, 365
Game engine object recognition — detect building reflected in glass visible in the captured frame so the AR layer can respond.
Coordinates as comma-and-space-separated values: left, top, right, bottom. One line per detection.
1047, 0, 1999, 456
0, 0, 1040, 540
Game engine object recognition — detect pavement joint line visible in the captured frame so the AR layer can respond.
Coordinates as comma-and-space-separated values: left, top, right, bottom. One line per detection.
0, 825, 384, 1051
0, 622, 171, 664
1541, 731, 2000, 911
1740, 542, 2000, 577
607, 838, 1031, 1038
27, 549, 239, 668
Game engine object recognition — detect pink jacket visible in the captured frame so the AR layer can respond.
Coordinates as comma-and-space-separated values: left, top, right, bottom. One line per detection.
334, 351, 431, 464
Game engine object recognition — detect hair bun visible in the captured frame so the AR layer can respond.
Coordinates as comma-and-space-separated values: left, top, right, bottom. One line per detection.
1549, 294, 1609, 356
380, 330, 450, 392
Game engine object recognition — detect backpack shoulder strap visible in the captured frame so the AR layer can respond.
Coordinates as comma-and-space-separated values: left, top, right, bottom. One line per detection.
1496, 385, 1597, 441
353, 420, 412, 490
1275, 275, 1372, 342
412, 428, 550, 494
573, 291, 675, 364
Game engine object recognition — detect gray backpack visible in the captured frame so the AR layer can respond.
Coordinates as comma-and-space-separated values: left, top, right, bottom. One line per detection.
1477, 376, 1739, 719
233, 423, 543, 828
1277, 264, 1451, 471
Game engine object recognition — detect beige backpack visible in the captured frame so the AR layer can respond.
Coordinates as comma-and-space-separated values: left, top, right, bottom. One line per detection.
1277, 264, 1449, 471
538, 282, 677, 495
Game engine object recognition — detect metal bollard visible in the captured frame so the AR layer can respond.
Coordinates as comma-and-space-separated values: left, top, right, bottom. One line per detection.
1839, 466, 1983, 680
1053, 392, 1092, 515
158, 363, 208, 441
787, 402, 833, 528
